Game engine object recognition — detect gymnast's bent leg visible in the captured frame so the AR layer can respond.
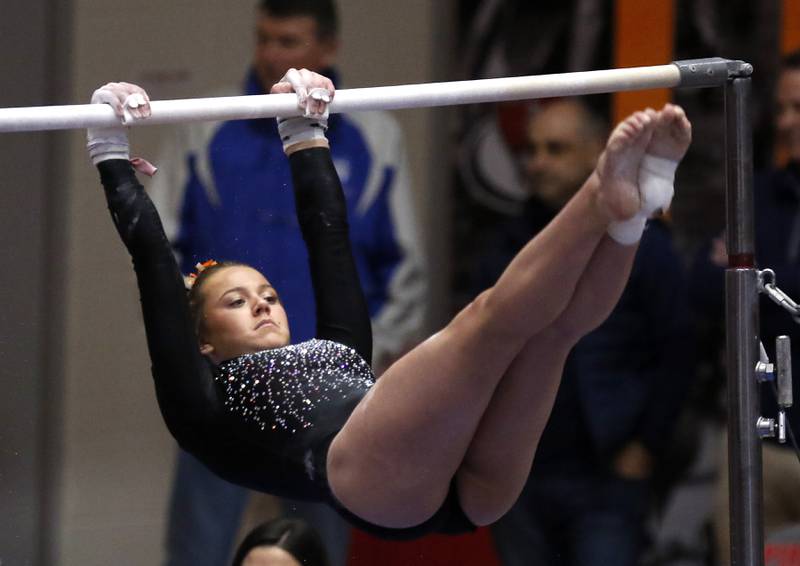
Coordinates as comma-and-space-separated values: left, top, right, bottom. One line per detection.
326, 108, 686, 529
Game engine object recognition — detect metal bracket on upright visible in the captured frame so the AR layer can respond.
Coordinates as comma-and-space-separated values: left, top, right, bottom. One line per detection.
673, 57, 754, 88
754, 336, 794, 444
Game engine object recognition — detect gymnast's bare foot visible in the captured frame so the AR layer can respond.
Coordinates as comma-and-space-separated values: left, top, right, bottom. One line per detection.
594, 109, 657, 221
647, 103, 692, 162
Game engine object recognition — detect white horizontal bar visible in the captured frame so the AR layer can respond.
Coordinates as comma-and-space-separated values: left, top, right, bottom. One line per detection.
0, 64, 681, 133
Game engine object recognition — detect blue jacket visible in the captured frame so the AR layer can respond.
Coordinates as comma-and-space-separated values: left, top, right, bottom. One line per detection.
148, 70, 428, 361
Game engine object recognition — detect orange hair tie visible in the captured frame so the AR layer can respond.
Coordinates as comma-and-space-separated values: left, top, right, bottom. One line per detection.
183, 259, 219, 290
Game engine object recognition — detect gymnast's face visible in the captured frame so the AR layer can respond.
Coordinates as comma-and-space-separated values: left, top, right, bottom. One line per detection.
198, 266, 291, 363
776, 69, 800, 163
253, 11, 338, 92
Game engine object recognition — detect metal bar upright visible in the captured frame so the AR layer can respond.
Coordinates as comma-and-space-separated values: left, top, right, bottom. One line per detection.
724, 70, 764, 566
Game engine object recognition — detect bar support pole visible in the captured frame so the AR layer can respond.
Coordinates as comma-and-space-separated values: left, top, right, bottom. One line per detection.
724, 71, 764, 566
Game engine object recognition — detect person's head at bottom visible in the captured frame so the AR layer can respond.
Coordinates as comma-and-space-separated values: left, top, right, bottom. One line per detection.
231, 518, 330, 566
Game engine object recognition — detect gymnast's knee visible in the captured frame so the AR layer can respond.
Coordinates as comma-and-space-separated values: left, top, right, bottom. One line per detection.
549, 308, 606, 344
454, 289, 523, 345
455, 466, 525, 526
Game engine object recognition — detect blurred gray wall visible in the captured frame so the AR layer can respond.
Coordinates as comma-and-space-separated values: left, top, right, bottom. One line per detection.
0, 0, 70, 564
2, 1, 454, 564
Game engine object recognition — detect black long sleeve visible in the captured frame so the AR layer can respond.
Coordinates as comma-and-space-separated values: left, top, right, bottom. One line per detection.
288, 147, 373, 365
97, 160, 223, 454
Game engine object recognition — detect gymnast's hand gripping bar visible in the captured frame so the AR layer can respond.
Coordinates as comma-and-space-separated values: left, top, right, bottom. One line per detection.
0, 58, 748, 133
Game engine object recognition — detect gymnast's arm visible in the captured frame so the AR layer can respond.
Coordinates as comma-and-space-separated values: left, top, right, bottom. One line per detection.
288, 146, 373, 365
87, 82, 224, 451
275, 69, 373, 365
96, 159, 223, 449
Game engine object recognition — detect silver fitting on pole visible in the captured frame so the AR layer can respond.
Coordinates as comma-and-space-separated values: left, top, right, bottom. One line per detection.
755, 360, 775, 382
756, 341, 774, 382
673, 58, 753, 88
757, 416, 776, 439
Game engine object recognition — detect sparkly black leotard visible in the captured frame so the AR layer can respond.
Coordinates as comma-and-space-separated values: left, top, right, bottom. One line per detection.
98, 148, 474, 539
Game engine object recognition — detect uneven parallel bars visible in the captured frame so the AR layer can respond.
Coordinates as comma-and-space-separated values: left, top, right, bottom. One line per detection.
0, 63, 704, 133
0, 54, 766, 565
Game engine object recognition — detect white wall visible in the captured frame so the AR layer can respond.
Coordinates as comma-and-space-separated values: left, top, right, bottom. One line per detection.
58, 1, 454, 564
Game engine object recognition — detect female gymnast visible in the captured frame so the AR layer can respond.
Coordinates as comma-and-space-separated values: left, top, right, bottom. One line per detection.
87, 70, 691, 540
